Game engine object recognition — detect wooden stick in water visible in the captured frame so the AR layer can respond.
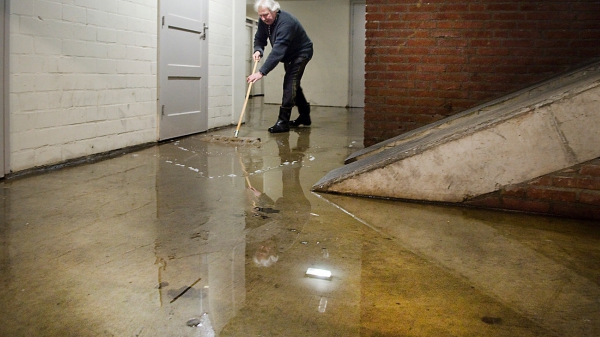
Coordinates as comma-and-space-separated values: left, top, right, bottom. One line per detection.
170, 276, 202, 303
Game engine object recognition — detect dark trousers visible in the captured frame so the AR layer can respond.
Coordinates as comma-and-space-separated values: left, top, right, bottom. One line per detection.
282, 56, 310, 109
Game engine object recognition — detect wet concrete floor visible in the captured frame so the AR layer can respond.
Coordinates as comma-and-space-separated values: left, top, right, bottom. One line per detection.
0, 101, 599, 336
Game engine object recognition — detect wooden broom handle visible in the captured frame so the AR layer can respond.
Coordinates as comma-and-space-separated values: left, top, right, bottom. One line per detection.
235, 59, 260, 137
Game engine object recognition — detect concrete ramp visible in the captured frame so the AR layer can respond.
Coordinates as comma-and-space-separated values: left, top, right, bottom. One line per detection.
313, 60, 600, 202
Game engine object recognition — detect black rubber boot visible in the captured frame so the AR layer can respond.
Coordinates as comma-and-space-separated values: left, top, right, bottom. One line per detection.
289, 104, 311, 127
268, 107, 292, 133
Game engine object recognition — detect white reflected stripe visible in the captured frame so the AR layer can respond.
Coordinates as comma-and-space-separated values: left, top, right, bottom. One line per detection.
167, 110, 201, 117
306, 268, 332, 279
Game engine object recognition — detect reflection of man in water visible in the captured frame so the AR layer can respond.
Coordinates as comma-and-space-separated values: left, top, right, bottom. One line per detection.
244, 129, 312, 267
254, 237, 278, 267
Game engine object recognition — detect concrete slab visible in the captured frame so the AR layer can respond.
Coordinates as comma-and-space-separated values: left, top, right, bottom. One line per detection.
313, 60, 600, 202
345, 60, 600, 164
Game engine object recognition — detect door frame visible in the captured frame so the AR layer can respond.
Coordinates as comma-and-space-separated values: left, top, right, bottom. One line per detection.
349, 1, 365, 108
1, 0, 9, 177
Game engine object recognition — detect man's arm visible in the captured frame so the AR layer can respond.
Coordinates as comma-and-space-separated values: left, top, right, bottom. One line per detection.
253, 23, 268, 58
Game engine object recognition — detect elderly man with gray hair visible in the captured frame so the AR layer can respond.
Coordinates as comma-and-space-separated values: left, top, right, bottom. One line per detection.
247, 0, 314, 133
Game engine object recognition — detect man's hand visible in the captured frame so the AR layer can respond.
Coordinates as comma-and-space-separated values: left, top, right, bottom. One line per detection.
248, 186, 262, 197
253, 51, 261, 61
247, 72, 263, 83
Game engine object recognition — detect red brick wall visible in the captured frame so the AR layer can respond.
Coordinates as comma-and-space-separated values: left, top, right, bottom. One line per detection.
364, 0, 600, 146
466, 158, 600, 220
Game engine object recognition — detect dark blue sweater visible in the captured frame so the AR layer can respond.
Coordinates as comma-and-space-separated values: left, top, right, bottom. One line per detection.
254, 10, 313, 76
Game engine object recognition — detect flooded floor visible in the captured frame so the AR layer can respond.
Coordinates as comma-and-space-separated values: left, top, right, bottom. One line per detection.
0, 102, 599, 336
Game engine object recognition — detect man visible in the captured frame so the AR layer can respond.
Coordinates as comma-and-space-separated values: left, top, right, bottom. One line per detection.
247, 0, 314, 133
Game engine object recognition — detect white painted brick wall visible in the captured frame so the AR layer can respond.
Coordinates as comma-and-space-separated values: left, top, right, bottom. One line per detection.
8, 0, 244, 172
208, 0, 237, 129
208, 0, 249, 128
9, 0, 158, 171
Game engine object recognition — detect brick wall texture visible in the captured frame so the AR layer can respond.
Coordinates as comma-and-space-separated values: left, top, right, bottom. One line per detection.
364, 0, 600, 146
364, 0, 600, 220
466, 158, 600, 220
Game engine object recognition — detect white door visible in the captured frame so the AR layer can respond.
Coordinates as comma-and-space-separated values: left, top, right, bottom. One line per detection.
349, 2, 365, 108
158, 0, 208, 140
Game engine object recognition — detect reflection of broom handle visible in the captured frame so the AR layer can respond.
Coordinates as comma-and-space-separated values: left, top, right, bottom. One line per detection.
234, 59, 260, 138
238, 154, 259, 208
237, 153, 252, 189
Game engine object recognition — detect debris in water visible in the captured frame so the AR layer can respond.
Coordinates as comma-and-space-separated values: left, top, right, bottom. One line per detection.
254, 207, 279, 214
186, 313, 215, 335
186, 318, 200, 327
190, 231, 209, 240
481, 317, 502, 325
170, 276, 202, 303
300, 241, 308, 245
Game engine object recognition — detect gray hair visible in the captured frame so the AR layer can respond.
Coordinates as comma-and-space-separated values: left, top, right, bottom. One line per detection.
254, 0, 280, 12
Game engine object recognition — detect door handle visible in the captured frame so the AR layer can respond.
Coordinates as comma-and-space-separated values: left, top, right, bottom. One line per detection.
201, 23, 208, 40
